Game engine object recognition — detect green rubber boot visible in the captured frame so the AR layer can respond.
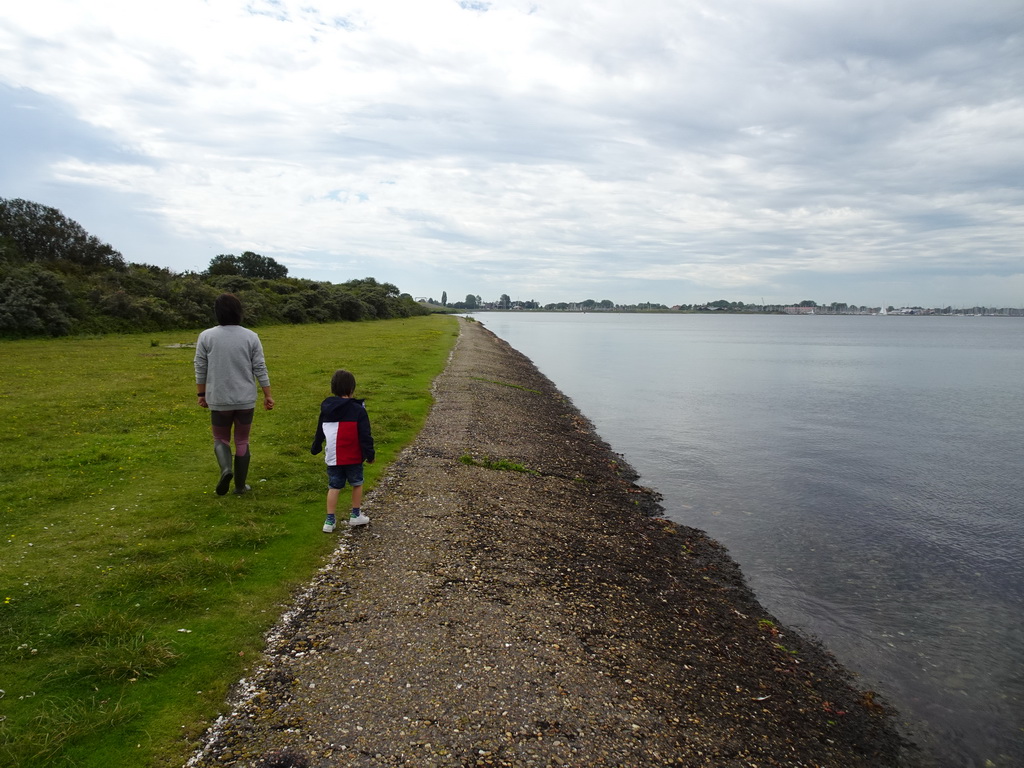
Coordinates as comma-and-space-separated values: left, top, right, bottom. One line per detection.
214, 442, 233, 495
234, 450, 251, 495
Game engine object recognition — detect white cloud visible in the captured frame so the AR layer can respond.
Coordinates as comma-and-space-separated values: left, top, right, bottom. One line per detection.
1, 0, 1022, 305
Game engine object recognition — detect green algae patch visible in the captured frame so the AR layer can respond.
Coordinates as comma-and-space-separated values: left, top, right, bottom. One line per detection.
459, 453, 539, 475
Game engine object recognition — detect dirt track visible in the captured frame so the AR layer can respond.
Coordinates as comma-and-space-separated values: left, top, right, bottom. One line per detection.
186, 317, 919, 768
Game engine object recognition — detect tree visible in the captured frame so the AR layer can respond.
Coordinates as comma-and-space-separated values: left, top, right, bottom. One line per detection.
207, 254, 240, 276
0, 197, 124, 272
464, 294, 479, 309
499, 293, 511, 309
237, 251, 288, 279
206, 252, 288, 279
441, 291, 447, 306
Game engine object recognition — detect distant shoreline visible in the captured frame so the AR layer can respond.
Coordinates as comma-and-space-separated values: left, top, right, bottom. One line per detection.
456, 307, 1023, 316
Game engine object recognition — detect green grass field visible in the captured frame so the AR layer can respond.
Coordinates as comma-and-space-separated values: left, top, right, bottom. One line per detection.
0, 315, 459, 767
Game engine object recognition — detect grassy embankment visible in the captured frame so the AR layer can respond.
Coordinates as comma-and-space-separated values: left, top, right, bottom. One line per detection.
0, 314, 459, 767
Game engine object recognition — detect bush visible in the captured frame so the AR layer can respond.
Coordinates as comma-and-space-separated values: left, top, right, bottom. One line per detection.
0, 265, 74, 336
0, 198, 427, 336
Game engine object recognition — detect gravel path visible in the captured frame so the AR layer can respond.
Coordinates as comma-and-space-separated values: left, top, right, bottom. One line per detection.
186, 318, 919, 768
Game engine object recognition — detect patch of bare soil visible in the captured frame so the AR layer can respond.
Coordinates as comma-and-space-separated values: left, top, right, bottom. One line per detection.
187, 318, 925, 768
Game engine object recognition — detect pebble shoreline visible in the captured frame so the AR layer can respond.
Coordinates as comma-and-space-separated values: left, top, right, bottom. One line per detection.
186, 318, 921, 768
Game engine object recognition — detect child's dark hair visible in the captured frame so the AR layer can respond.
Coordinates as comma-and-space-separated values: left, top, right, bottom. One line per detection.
331, 369, 356, 397
214, 293, 244, 325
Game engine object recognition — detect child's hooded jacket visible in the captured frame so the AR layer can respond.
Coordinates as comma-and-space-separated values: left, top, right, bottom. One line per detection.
311, 397, 375, 466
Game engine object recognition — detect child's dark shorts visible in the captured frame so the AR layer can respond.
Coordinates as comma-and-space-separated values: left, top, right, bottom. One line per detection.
327, 463, 364, 489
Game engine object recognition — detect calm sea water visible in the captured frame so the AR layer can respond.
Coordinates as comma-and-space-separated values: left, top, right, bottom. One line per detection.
478, 312, 1023, 768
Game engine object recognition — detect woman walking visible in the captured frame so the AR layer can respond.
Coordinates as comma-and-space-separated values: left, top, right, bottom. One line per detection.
194, 293, 275, 495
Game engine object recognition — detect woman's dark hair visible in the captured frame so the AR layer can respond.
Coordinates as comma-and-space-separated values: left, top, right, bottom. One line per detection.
331, 369, 356, 397
214, 293, 244, 325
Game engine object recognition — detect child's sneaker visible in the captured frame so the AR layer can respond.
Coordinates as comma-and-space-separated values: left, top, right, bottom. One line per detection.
322, 514, 336, 533
348, 513, 370, 527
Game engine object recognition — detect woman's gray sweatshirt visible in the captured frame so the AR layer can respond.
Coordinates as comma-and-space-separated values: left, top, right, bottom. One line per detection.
194, 324, 270, 410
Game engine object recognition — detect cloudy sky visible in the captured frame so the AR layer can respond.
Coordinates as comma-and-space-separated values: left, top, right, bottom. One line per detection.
2, 1, 1022, 307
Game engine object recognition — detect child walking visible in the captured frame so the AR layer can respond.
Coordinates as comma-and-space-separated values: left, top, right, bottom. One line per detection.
311, 369, 375, 531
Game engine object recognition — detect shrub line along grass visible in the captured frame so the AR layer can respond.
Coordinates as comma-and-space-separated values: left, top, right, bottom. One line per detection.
0, 315, 459, 768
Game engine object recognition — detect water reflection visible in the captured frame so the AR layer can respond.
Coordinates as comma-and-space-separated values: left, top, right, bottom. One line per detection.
481, 312, 1024, 767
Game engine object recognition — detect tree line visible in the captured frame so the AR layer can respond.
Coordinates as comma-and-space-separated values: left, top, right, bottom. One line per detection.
0, 198, 429, 337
